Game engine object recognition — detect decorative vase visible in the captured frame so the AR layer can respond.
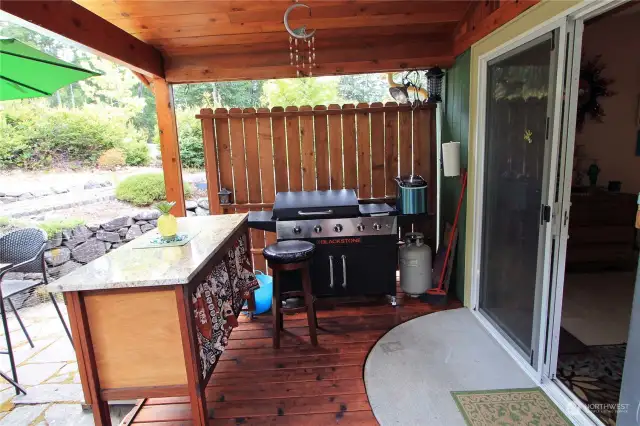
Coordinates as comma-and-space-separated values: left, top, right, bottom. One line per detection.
155, 201, 178, 240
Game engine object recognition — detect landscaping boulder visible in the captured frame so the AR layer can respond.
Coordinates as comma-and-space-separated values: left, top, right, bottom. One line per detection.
197, 198, 209, 210
44, 247, 71, 267
195, 207, 210, 216
18, 192, 34, 201
72, 239, 106, 264
125, 225, 142, 241
62, 225, 92, 249
104, 243, 112, 251
96, 230, 121, 243
133, 211, 160, 221
86, 223, 100, 232
136, 220, 149, 225
48, 261, 82, 279
111, 243, 124, 250
45, 233, 63, 249
186, 200, 198, 210
187, 211, 196, 217
84, 180, 111, 189
3, 272, 24, 280
50, 186, 70, 194
149, 219, 158, 226
101, 216, 133, 231
140, 224, 155, 233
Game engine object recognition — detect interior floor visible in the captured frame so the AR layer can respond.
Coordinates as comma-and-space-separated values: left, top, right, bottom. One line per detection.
557, 272, 635, 426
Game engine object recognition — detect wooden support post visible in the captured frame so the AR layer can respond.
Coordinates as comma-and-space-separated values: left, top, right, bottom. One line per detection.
152, 79, 186, 217
201, 108, 222, 215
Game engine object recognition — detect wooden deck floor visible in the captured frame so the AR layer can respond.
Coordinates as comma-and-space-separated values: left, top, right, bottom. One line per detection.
125, 296, 461, 425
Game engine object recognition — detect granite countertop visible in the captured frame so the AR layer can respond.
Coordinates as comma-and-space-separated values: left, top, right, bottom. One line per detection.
48, 214, 247, 293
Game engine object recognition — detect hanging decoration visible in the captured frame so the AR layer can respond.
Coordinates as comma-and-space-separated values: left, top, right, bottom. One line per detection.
577, 55, 614, 132
387, 71, 428, 109
283, 3, 317, 78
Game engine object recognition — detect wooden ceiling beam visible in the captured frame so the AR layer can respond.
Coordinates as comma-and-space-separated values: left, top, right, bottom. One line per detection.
166, 39, 451, 71
166, 56, 455, 83
2, 0, 165, 77
453, 0, 539, 56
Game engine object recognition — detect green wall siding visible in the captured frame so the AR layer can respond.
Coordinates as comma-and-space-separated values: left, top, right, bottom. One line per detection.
441, 50, 470, 303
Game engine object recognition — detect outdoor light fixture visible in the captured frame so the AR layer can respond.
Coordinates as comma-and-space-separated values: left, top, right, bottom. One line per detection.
425, 66, 444, 103
218, 188, 232, 206
387, 71, 428, 108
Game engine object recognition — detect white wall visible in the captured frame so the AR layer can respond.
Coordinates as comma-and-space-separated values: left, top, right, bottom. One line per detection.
575, 10, 640, 194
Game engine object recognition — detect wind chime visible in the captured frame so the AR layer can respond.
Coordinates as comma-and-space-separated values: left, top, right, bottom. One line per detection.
284, 3, 317, 77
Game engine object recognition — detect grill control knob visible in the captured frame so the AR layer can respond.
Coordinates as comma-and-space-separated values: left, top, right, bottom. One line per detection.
373, 223, 381, 231
356, 223, 365, 232
333, 224, 343, 233
293, 226, 302, 235
313, 225, 322, 234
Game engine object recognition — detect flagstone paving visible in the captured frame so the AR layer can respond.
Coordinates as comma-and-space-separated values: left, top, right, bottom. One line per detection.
0, 302, 133, 425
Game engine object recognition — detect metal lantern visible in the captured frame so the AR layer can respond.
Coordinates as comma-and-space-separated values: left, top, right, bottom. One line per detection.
425, 66, 444, 103
218, 188, 232, 205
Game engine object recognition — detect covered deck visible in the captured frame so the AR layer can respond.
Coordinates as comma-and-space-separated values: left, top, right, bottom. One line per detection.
123, 294, 462, 425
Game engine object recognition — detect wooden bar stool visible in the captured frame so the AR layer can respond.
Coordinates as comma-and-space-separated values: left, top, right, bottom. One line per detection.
263, 241, 318, 349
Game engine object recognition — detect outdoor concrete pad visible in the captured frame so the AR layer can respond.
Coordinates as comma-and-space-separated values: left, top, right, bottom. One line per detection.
26, 340, 76, 363
364, 308, 535, 426
13, 384, 83, 404
44, 404, 94, 425
0, 404, 47, 425
15, 363, 65, 386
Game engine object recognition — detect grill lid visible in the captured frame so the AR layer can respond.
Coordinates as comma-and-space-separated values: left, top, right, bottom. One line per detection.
272, 190, 360, 220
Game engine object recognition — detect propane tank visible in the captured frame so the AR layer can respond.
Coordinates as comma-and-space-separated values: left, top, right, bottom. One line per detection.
399, 232, 432, 296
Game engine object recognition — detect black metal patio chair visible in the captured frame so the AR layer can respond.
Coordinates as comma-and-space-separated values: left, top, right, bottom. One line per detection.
0, 228, 73, 393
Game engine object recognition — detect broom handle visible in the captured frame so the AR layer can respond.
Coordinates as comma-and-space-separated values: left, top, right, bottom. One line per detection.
437, 170, 468, 291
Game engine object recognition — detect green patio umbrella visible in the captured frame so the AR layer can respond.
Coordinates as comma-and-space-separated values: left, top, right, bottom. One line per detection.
0, 37, 101, 101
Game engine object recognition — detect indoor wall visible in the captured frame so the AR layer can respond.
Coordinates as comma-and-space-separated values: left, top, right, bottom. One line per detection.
575, 9, 640, 193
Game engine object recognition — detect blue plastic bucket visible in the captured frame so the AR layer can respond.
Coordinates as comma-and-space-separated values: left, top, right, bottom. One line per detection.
253, 271, 273, 315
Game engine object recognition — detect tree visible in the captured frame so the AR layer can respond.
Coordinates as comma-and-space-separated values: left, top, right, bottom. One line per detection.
338, 73, 391, 104
262, 77, 343, 107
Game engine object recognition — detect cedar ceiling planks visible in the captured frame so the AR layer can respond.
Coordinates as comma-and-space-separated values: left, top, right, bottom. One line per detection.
73, 0, 473, 82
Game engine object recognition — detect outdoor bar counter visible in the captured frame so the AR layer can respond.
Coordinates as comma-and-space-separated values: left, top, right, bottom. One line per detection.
48, 214, 258, 426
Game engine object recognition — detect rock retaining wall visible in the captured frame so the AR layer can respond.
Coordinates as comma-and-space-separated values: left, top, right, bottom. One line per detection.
3, 211, 160, 284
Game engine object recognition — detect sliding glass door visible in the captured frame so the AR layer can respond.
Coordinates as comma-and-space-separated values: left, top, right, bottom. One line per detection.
478, 31, 561, 369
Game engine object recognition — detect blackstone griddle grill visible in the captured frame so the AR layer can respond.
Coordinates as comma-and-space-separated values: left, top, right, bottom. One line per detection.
248, 189, 398, 301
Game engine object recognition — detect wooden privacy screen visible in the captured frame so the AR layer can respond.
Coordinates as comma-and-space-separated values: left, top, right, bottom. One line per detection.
197, 102, 437, 271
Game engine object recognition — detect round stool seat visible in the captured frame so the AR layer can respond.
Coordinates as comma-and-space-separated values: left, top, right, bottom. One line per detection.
263, 240, 315, 264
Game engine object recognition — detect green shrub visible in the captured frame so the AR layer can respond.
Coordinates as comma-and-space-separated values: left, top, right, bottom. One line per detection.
97, 148, 126, 169
37, 219, 85, 238
177, 108, 204, 169
115, 173, 193, 206
0, 104, 145, 169
120, 142, 150, 166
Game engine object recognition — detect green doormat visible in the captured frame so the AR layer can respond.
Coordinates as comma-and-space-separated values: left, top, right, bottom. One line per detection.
452, 388, 573, 426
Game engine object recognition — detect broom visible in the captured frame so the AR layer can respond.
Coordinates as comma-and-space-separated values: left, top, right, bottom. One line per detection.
421, 169, 467, 305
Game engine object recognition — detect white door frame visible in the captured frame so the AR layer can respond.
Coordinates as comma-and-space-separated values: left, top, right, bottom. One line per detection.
469, 15, 568, 383
469, 1, 632, 425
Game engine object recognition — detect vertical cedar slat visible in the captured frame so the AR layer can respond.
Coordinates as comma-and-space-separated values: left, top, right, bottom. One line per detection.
384, 102, 399, 197
285, 106, 302, 191
355, 103, 371, 198
327, 104, 343, 189
214, 108, 234, 198
229, 107, 248, 205
314, 105, 329, 190
413, 107, 430, 182
399, 108, 412, 176
370, 102, 385, 198
257, 107, 277, 251
200, 108, 221, 215
342, 104, 357, 190
299, 105, 315, 191
271, 106, 288, 193
243, 108, 265, 271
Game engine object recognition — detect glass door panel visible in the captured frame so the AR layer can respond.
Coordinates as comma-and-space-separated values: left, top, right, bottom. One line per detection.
479, 32, 559, 368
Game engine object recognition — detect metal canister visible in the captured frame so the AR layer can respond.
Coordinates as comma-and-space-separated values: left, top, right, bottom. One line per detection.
395, 175, 427, 215
399, 232, 432, 296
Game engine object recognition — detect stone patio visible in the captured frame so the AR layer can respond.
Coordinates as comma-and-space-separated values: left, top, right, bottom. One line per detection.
0, 301, 133, 425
